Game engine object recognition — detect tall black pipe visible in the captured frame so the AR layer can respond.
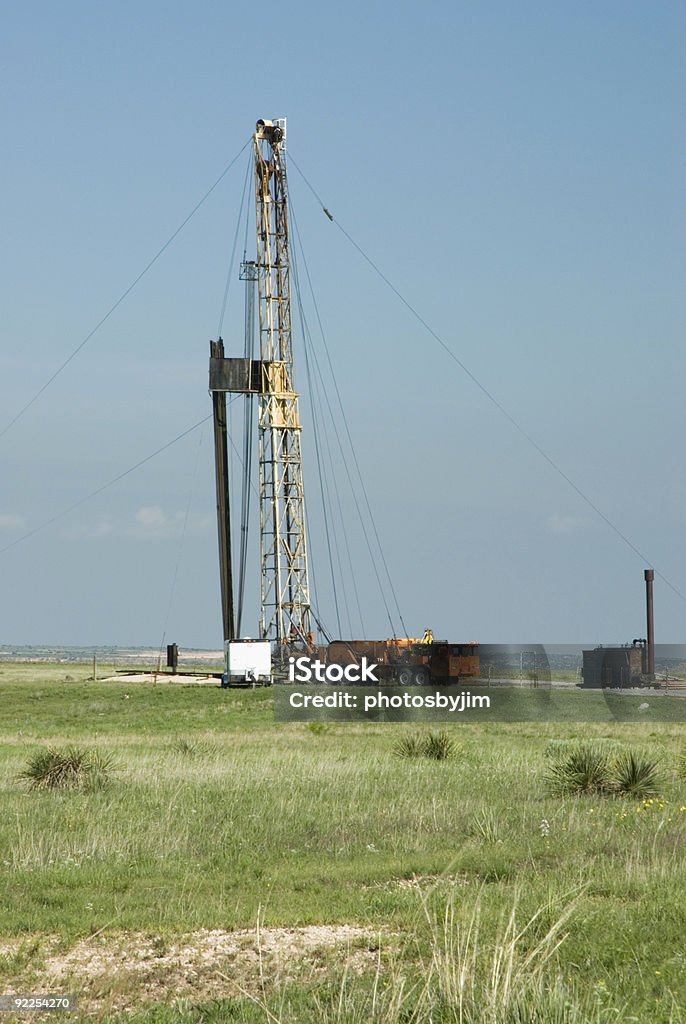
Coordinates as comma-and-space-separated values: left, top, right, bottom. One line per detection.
644, 569, 655, 678
210, 338, 235, 643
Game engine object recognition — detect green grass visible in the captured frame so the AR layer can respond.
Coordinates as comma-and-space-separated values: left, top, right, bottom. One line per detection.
0, 665, 686, 1021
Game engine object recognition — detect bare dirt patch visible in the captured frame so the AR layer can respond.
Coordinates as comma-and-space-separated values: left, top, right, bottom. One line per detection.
2, 924, 382, 1014
99, 673, 219, 684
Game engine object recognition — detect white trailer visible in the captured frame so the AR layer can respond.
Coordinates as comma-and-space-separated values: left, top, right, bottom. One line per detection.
223, 639, 272, 687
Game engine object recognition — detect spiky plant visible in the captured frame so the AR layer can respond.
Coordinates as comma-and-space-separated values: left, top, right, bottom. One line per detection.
395, 730, 456, 761
676, 747, 686, 780
546, 744, 612, 795
611, 751, 662, 798
18, 746, 118, 791
170, 737, 215, 758
423, 730, 455, 761
394, 733, 424, 759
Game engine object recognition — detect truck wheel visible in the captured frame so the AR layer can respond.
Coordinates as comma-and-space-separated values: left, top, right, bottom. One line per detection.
414, 667, 430, 686
397, 668, 413, 685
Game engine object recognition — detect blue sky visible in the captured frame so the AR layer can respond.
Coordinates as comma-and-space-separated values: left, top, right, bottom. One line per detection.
1, 1, 684, 647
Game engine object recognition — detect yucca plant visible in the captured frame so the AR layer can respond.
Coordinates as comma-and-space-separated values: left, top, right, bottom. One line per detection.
170, 737, 215, 758
394, 730, 456, 761
611, 750, 662, 798
423, 729, 455, 761
546, 744, 612, 795
394, 733, 424, 759
17, 746, 118, 791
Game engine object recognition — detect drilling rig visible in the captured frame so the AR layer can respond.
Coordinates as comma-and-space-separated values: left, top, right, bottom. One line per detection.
209, 118, 479, 686
209, 118, 313, 662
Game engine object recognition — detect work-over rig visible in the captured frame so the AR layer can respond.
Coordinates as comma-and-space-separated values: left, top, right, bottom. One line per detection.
209, 118, 312, 652
208, 118, 479, 685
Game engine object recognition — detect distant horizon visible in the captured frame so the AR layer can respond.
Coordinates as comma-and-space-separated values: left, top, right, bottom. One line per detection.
3, 641, 685, 655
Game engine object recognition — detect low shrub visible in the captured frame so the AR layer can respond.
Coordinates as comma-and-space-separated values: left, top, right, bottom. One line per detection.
547, 743, 663, 799
547, 743, 612, 795
170, 737, 216, 758
18, 746, 118, 791
394, 730, 455, 761
423, 730, 455, 761
394, 734, 424, 759
612, 750, 662, 798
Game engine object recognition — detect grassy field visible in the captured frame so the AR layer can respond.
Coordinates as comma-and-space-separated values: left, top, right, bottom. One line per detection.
1, 663, 686, 1021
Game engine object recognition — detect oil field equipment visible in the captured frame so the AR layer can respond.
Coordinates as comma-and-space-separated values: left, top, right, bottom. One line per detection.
209, 118, 479, 681
322, 638, 480, 685
581, 641, 650, 688
222, 638, 272, 687
209, 118, 312, 650
581, 570, 657, 688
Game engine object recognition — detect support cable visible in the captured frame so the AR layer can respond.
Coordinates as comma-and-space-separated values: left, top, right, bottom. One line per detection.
0, 394, 257, 560
316, 393, 365, 637
290, 220, 366, 635
294, 292, 396, 637
0, 415, 212, 556
288, 206, 358, 642
291, 246, 344, 636
216, 150, 253, 339
0, 139, 251, 444
292, 248, 358, 637
157, 423, 207, 667
299, 304, 345, 637
315, 387, 362, 634
289, 155, 686, 608
299, 336, 396, 635
294, 264, 359, 638
291, 205, 402, 635
0, 372, 333, 650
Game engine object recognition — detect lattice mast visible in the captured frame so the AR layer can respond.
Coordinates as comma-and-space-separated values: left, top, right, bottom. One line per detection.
253, 118, 312, 644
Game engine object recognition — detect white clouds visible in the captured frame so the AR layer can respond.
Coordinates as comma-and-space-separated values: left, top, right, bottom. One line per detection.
62, 506, 212, 542
67, 520, 115, 539
129, 505, 211, 541
134, 505, 169, 530
0, 514, 26, 531
546, 514, 591, 536
131, 504, 184, 539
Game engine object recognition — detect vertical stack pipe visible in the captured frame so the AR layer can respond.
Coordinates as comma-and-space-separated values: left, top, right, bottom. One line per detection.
644, 569, 655, 678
